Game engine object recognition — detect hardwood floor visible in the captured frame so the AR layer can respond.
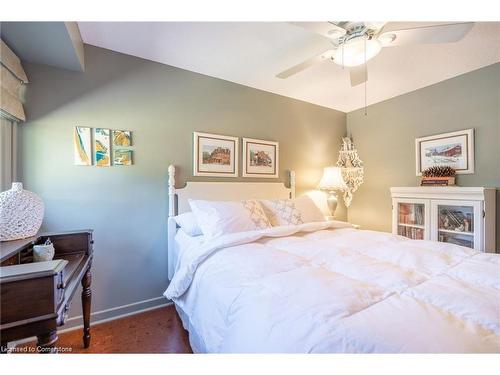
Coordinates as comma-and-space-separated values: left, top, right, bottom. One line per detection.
19, 304, 192, 353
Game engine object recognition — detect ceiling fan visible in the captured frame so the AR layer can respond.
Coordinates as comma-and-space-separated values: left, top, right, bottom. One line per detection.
276, 22, 474, 86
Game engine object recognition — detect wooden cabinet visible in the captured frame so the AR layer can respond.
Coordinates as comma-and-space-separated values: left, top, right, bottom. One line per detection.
0, 230, 93, 352
391, 187, 496, 252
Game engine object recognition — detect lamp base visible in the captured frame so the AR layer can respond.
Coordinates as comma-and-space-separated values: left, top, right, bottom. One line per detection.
326, 191, 338, 218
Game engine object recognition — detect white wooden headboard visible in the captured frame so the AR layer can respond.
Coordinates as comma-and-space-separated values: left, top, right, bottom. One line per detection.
167, 164, 295, 279
168, 164, 295, 216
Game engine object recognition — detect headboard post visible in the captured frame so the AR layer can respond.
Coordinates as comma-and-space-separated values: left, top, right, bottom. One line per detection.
290, 170, 296, 199
168, 164, 176, 217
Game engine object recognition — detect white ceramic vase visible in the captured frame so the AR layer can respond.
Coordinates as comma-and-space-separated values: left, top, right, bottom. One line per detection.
33, 243, 55, 262
0, 182, 44, 241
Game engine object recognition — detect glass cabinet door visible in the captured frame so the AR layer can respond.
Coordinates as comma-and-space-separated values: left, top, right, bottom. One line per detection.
436, 204, 474, 248
396, 201, 427, 240
431, 200, 482, 250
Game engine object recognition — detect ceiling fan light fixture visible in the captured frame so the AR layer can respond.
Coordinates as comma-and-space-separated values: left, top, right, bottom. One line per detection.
334, 37, 382, 67
364, 22, 387, 31
327, 29, 345, 38
378, 33, 397, 46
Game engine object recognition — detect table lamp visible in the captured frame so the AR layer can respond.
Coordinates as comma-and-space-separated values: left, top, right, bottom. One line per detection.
317, 166, 347, 218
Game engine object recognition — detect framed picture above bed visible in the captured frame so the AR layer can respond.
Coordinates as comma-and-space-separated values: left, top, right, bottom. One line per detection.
415, 128, 474, 175
193, 132, 239, 177
242, 138, 279, 178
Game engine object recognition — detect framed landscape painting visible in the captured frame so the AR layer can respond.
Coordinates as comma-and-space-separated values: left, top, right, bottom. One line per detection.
94, 128, 111, 167
415, 128, 474, 175
242, 138, 279, 178
114, 149, 133, 165
73, 126, 92, 166
193, 132, 238, 177
113, 130, 132, 147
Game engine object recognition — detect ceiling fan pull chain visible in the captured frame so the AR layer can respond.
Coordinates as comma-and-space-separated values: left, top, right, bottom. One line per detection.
364, 82, 367, 116
364, 36, 367, 116
342, 43, 344, 69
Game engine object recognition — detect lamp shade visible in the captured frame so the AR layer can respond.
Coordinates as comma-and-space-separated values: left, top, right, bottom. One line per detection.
317, 167, 347, 191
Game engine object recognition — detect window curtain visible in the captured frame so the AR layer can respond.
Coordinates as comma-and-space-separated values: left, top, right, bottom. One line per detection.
0, 117, 17, 191
0, 39, 26, 191
1, 39, 28, 121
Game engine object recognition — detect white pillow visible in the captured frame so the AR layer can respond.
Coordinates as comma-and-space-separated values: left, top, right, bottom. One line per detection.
293, 195, 326, 223
174, 212, 202, 237
189, 199, 271, 239
260, 199, 304, 226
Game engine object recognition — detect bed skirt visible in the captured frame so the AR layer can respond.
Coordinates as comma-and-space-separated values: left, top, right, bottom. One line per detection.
174, 303, 206, 354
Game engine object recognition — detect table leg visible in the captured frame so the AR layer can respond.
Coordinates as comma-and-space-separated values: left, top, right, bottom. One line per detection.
37, 330, 58, 353
81, 266, 92, 348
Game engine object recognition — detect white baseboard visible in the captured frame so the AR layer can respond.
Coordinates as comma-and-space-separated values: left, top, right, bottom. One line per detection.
65, 296, 170, 326
62, 297, 173, 333
11, 296, 172, 347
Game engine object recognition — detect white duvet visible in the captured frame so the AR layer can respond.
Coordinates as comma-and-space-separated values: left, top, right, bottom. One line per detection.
164, 222, 500, 353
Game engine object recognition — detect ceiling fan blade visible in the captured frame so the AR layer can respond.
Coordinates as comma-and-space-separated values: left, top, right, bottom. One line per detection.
276, 50, 335, 79
350, 65, 367, 87
365, 22, 388, 32
378, 22, 474, 47
289, 22, 346, 39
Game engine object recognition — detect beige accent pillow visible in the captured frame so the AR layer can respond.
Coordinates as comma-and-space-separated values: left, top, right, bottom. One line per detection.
260, 199, 304, 226
293, 195, 326, 223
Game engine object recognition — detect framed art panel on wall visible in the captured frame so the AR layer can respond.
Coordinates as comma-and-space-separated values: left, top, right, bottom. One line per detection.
242, 138, 279, 178
113, 130, 132, 147
193, 132, 239, 177
94, 128, 111, 167
74, 126, 92, 166
415, 128, 474, 175
114, 149, 133, 165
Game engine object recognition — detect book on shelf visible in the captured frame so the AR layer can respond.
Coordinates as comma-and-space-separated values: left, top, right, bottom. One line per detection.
439, 207, 472, 231
398, 203, 424, 226
420, 177, 455, 186
414, 204, 424, 226
398, 225, 424, 240
440, 233, 473, 248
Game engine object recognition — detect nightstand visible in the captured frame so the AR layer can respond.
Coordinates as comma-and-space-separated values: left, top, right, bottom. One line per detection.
1, 230, 93, 353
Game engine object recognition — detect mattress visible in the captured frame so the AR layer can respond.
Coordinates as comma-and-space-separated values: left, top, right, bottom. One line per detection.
165, 221, 500, 353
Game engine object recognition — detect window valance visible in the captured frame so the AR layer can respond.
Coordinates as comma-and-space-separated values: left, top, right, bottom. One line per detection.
0, 39, 28, 122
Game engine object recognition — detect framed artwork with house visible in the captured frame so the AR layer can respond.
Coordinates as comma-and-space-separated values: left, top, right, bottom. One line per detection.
242, 138, 279, 178
193, 132, 239, 177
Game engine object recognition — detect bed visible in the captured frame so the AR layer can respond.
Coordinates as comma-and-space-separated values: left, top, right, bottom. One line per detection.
164, 165, 500, 353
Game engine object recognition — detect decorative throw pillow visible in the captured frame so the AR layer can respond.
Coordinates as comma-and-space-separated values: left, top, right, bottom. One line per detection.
189, 199, 271, 239
293, 195, 327, 223
241, 200, 274, 229
260, 199, 304, 226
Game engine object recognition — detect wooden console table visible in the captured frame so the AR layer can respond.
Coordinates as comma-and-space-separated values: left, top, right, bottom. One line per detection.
0, 230, 93, 353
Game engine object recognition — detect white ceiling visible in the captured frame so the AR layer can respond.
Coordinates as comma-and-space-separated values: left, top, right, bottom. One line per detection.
78, 22, 500, 113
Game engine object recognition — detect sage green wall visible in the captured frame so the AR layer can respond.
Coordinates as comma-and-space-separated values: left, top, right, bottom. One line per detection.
18, 45, 346, 324
347, 63, 500, 251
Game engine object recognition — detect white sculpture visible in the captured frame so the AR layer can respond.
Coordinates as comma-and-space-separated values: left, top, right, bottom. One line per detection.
0, 182, 44, 241
336, 137, 364, 207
